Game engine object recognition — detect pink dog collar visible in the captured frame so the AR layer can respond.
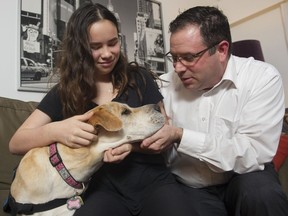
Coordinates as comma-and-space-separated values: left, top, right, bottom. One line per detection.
49, 143, 83, 190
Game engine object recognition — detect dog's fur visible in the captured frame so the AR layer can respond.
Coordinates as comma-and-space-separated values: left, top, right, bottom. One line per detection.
9, 102, 165, 216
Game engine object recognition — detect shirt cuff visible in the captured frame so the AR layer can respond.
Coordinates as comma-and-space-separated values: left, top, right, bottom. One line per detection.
177, 128, 206, 158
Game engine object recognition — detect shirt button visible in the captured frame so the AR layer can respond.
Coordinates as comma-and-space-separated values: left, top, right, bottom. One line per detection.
202, 117, 206, 121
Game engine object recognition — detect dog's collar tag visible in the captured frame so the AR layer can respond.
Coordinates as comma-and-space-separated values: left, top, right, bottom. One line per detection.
66, 195, 84, 210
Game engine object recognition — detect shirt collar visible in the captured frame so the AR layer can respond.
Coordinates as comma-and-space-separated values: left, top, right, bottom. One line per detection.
204, 55, 238, 93
220, 55, 238, 88
171, 55, 238, 92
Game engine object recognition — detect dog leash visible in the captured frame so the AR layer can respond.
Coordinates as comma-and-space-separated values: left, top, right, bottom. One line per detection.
49, 143, 84, 190
3, 193, 68, 215
2, 144, 85, 214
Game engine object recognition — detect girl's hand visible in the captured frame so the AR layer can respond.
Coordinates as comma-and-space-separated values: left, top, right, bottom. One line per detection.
57, 111, 98, 148
103, 144, 133, 163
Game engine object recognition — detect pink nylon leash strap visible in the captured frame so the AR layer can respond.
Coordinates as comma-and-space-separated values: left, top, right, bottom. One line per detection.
49, 143, 83, 190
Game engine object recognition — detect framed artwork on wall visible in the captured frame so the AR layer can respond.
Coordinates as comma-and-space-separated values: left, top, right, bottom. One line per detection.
18, 0, 167, 92
281, 2, 288, 46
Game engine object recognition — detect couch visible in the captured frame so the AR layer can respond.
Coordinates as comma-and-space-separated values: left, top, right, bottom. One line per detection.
0, 96, 288, 215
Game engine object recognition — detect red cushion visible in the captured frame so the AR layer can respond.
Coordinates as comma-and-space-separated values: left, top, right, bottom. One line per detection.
273, 134, 288, 171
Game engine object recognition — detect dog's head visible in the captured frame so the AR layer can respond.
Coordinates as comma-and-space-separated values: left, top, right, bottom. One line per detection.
88, 102, 165, 148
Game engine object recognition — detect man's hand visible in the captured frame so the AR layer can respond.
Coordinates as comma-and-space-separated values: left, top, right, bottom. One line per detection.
140, 124, 183, 153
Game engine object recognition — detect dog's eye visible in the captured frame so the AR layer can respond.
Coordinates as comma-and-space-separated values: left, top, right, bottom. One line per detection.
121, 108, 131, 115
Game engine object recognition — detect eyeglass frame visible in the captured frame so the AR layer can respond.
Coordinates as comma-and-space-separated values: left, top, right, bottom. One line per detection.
165, 42, 220, 66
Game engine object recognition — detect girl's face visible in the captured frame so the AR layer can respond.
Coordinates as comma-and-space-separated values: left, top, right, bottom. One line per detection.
88, 20, 121, 78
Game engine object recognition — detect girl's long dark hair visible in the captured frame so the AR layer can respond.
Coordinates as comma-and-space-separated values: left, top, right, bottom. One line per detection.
55, 2, 149, 118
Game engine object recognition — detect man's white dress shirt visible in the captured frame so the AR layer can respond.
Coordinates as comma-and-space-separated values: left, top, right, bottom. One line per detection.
160, 55, 285, 188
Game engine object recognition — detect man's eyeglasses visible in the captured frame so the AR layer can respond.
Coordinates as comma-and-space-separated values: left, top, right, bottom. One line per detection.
165, 43, 219, 66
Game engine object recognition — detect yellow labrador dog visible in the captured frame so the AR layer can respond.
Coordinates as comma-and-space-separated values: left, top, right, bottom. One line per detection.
6, 102, 165, 216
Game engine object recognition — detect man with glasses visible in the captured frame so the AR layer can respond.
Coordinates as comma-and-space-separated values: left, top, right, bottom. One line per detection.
141, 6, 288, 216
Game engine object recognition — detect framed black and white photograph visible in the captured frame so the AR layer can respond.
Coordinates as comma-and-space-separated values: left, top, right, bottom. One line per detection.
18, 0, 167, 92
281, 2, 288, 45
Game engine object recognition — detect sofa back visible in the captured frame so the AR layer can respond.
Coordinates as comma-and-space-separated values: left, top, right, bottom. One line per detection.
0, 96, 38, 207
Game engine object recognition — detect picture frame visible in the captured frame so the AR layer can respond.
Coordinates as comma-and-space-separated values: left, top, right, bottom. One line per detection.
281, 2, 288, 46
18, 0, 167, 92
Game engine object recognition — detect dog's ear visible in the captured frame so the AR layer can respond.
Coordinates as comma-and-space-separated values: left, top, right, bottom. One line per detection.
88, 107, 122, 131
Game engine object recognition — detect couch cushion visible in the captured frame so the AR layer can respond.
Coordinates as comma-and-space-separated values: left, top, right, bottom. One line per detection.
273, 134, 288, 172
273, 108, 288, 172
278, 157, 288, 196
0, 97, 38, 209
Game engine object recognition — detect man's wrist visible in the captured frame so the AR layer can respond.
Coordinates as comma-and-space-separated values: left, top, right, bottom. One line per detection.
175, 127, 183, 144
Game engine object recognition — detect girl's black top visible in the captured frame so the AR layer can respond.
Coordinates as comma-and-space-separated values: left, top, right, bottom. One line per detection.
37, 69, 176, 214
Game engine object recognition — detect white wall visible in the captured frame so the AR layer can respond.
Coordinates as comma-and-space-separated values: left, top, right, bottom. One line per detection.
1, 0, 288, 106
230, 5, 288, 106
0, 1, 44, 102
